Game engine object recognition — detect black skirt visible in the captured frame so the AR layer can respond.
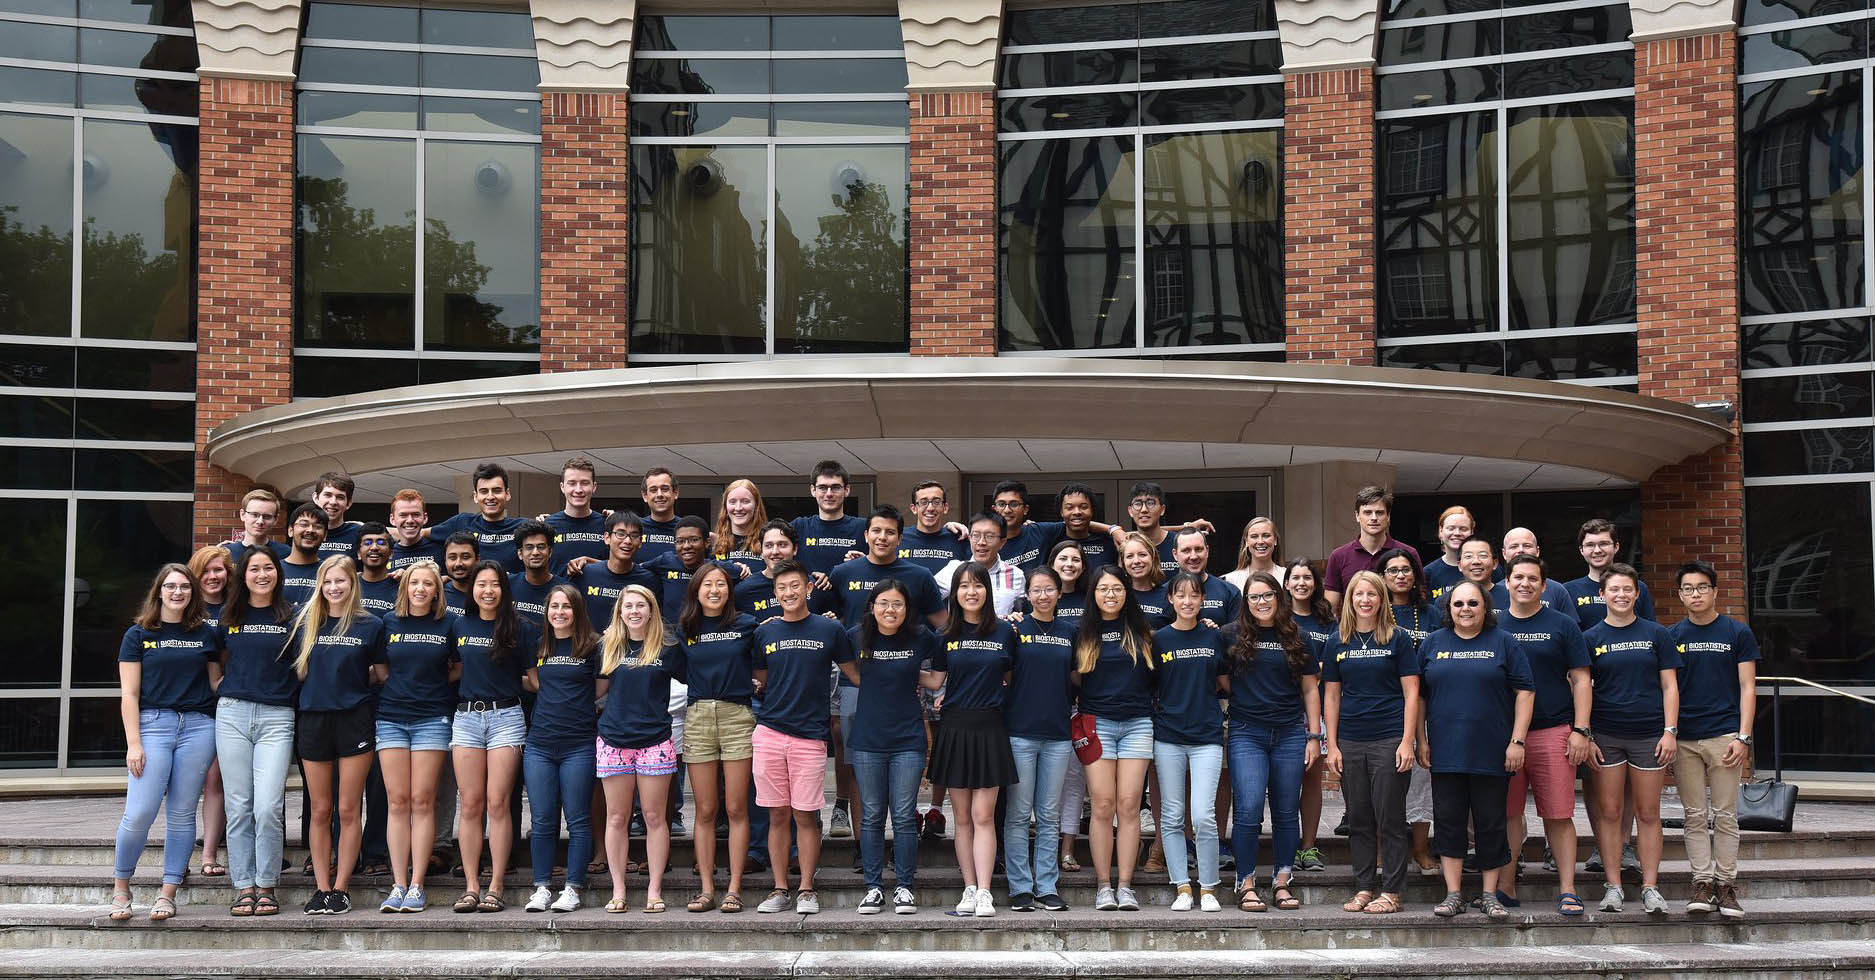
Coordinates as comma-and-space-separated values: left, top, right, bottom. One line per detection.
926, 708, 1018, 789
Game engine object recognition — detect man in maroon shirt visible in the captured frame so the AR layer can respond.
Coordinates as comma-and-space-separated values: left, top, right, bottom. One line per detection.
1322, 485, 1424, 613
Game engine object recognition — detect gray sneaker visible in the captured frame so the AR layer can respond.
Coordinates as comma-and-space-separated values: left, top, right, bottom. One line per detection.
1094, 885, 1118, 911
1584, 847, 1604, 873
1641, 886, 1668, 915
1599, 884, 1624, 912
756, 889, 792, 914
794, 890, 820, 915
1293, 847, 1326, 872
830, 808, 853, 839
1621, 843, 1641, 874
1116, 886, 1140, 911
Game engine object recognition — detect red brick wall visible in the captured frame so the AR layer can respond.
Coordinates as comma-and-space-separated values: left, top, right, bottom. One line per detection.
539, 91, 630, 372
194, 77, 295, 548
1283, 67, 1376, 365
1633, 32, 1744, 619
908, 90, 997, 356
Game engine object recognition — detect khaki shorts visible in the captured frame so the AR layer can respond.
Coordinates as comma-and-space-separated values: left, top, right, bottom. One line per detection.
684, 699, 756, 763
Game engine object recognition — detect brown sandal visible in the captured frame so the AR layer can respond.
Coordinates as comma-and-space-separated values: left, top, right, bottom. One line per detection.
687, 892, 717, 913
453, 891, 482, 913
1363, 893, 1403, 915
719, 892, 744, 913
1273, 881, 1301, 911
1342, 890, 1374, 913
1239, 888, 1267, 912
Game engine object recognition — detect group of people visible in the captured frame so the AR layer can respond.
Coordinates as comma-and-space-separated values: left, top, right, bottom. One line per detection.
108, 462, 1760, 926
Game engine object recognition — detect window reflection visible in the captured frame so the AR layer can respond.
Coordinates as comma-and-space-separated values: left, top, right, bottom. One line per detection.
1740, 73, 1864, 317
775, 145, 907, 354
1141, 130, 1281, 347
423, 141, 538, 350
1505, 101, 1634, 330
1379, 112, 1497, 337
1746, 483, 1875, 681
631, 145, 768, 355
80, 119, 195, 341
296, 134, 417, 348
1000, 136, 1137, 351
0, 111, 76, 337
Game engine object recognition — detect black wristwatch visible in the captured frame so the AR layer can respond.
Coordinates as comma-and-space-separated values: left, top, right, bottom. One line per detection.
1571, 726, 1592, 739
1510, 738, 1526, 746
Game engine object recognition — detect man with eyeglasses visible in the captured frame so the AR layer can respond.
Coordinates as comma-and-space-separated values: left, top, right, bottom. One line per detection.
355, 523, 398, 616
792, 460, 869, 579
225, 489, 290, 568
1489, 528, 1572, 612
567, 510, 656, 627
938, 512, 1027, 617
1323, 485, 1423, 614
1564, 519, 1656, 631
507, 520, 565, 629
899, 481, 971, 574
1124, 482, 1217, 576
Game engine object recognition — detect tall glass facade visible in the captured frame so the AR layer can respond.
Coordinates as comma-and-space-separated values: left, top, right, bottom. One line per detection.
996, 0, 1284, 357
628, 14, 910, 359
293, 1, 542, 396
0, 0, 198, 769
1375, 0, 1637, 383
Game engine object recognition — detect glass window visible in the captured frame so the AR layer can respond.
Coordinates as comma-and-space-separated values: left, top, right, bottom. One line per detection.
423, 140, 538, 351
293, 354, 419, 398
774, 145, 907, 354
0, 344, 75, 387
79, 119, 196, 341
1504, 101, 1634, 331
1379, 112, 1498, 338
70, 499, 190, 688
1506, 487, 1642, 584
1745, 426, 1875, 476
0, 699, 61, 769
66, 696, 125, 767
0, 111, 77, 338
1746, 483, 1875, 681
1141, 130, 1282, 348
76, 345, 192, 391
1739, 73, 1863, 318
296, 134, 417, 349
1745, 372, 1874, 423
0, 499, 67, 689
1743, 317, 1871, 369
1000, 135, 1138, 351
631, 145, 768, 355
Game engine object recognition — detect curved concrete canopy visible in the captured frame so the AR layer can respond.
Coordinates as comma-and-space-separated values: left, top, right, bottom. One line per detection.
205, 357, 1732, 497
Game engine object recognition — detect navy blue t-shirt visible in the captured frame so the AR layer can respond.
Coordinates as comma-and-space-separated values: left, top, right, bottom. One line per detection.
389, 538, 445, 574
1502, 606, 1591, 730
1391, 602, 1442, 648
280, 556, 321, 608
753, 615, 854, 740
1417, 626, 1535, 775
638, 516, 679, 563
1321, 627, 1417, 743
598, 637, 687, 749
846, 624, 937, 754
1076, 623, 1155, 720
226, 540, 289, 570
509, 572, 568, 628
1154, 533, 1179, 576
1001, 521, 1065, 573
1584, 618, 1683, 739
1565, 575, 1657, 630
733, 572, 783, 619
898, 525, 969, 574
1424, 558, 1466, 606
293, 614, 388, 713
119, 621, 220, 713
820, 557, 943, 627
1193, 574, 1241, 625
218, 610, 298, 707
1062, 532, 1114, 575
644, 551, 707, 623
377, 611, 459, 722
791, 514, 867, 576
1489, 579, 1573, 615
933, 620, 1015, 712
575, 560, 657, 629
1132, 583, 1172, 629
433, 513, 528, 574
531, 636, 600, 747
1151, 623, 1228, 746
545, 510, 608, 566
202, 600, 223, 633
442, 580, 471, 617
358, 574, 399, 617
318, 521, 362, 563
1294, 611, 1336, 656
713, 543, 763, 580
1007, 615, 1077, 741
454, 613, 538, 703
1224, 624, 1317, 730
1670, 616, 1761, 740
682, 613, 759, 704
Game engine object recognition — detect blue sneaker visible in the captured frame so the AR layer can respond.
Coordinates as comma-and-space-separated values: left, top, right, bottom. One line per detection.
401, 885, 427, 913
380, 884, 407, 913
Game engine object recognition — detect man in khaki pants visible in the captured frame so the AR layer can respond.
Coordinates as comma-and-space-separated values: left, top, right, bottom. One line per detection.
1666, 560, 1759, 918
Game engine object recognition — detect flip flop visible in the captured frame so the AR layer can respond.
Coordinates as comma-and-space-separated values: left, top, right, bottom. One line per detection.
200, 863, 227, 877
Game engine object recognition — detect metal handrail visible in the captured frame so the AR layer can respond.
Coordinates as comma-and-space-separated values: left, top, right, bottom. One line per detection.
1759, 676, 1875, 781
1758, 676, 1875, 707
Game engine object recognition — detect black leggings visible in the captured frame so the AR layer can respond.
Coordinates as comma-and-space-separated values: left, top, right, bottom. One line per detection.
1430, 772, 1511, 869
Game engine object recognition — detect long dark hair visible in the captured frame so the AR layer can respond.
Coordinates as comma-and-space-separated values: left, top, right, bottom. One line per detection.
944, 562, 998, 640
1375, 547, 1425, 608
859, 579, 914, 652
1047, 539, 1087, 597
1284, 556, 1334, 621
1230, 571, 1310, 681
1073, 566, 1154, 675
535, 582, 599, 663
469, 559, 522, 662
223, 547, 292, 628
679, 563, 736, 639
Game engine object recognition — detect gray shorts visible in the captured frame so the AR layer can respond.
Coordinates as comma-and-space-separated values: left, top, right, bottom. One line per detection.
1592, 731, 1666, 772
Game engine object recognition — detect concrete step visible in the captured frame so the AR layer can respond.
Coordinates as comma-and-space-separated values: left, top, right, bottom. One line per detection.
2, 940, 1875, 979
12, 856, 1871, 908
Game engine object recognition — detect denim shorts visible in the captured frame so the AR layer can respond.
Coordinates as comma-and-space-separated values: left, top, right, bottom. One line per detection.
1093, 715, 1155, 761
450, 705, 526, 750
376, 715, 452, 753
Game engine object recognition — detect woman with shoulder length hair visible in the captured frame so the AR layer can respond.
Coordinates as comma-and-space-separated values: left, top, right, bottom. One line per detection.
291, 555, 389, 916
1321, 570, 1419, 915
1152, 571, 1232, 912
677, 563, 761, 913
927, 563, 1018, 917
1004, 567, 1077, 913
1226, 571, 1321, 914
1119, 532, 1171, 628
1282, 556, 1334, 872
372, 559, 460, 913
185, 544, 234, 880
596, 584, 688, 914
711, 479, 770, 577
214, 548, 297, 918
110, 563, 221, 922
1223, 518, 1284, 592
449, 560, 537, 913
846, 579, 940, 916
1074, 564, 1157, 912
522, 583, 605, 913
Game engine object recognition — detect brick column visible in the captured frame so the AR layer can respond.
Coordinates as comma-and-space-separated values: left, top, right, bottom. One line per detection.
908, 90, 997, 356
1283, 67, 1377, 365
194, 76, 295, 547
539, 90, 630, 372
1633, 31, 1744, 620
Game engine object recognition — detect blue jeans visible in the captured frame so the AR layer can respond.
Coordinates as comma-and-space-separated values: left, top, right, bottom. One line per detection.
1228, 721, 1308, 886
847, 747, 923, 891
115, 709, 217, 884
214, 698, 296, 889
523, 739, 597, 888
1155, 740, 1224, 888
1004, 736, 1071, 897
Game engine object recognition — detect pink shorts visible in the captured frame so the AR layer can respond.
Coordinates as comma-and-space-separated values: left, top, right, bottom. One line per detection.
595, 737, 677, 778
1507, 724, 1576, 821
751, 724, 827, 812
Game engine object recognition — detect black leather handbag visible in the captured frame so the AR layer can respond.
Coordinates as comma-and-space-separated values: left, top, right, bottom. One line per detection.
1736, 777, 1799, 833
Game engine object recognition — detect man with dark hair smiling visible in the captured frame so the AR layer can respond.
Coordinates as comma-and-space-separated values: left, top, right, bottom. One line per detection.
792, 460, 868, 578
441, 532, 479, 616
355, 523, 397, 616
280, 503, 328, 607
1565, 518, 1656, 630
569, 510, 656, 627
899, 482, 969, 575
545, 457, 609, 570
429, 462, 528, 574
1323, 485, 1423, 613
644, 515, 715, 623
992, 481, 1124, 574
507, 519, 565, 629
312, 471, 364, 562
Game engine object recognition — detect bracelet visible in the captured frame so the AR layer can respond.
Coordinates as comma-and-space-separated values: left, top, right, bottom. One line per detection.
1511, 738, 1526, 746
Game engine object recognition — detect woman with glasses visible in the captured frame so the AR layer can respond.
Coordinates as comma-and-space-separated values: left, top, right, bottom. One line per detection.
847, 579, 938, 916
1284, 557, 1334, 872
1417, 580, 1534, 920
1225, 572, 1320, 913
1074, 566, 1158, 911
1379, 546, 1442, 873
1003, 567, 1076, 912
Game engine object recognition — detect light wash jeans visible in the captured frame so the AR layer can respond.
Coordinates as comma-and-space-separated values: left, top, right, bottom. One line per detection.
114, 709, 217, 884
1154, 740, 1225, 888
848, 748, 924, 891
1004, 736, 1072, 898
214, 698, 296, 889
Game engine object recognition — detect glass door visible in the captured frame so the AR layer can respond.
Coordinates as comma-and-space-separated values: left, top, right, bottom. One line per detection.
965, 474, 1274, 577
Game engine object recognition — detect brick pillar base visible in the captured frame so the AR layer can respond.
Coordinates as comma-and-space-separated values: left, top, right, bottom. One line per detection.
194, 77, 295, 547
539, 91, 630, 372
1634, 32, 1743, 619
908, 90, 997, 356
1284, 67, 1376, 365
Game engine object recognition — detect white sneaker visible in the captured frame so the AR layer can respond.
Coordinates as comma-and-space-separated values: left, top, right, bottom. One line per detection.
830, 808, 853, 838
550, 885, 580, 913
857, 887, 885, 915
524, 885, 554, 913
795, 890, 820, 915
1170, 890, 1193, 912
1600, 884, 1625, 913
1199, 892, 1221, 913
756, 889, 792, 914
1138, 809, 1157, 836
973, 890, 996, 918
955, 885, 979, 915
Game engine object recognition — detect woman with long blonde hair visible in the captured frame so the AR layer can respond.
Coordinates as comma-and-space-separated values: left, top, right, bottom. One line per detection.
596, 584, 688, 913
372, 560, 460, 912
1223, 518, 1283, 592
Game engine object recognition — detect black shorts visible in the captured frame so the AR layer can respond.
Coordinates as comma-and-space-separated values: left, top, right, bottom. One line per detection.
297, 702, 376, 762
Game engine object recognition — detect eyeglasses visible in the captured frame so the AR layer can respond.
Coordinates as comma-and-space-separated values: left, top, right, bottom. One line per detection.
872, 600, 907, 611
241, 511, 274, 521
968, 531, 1002, 542
912, 498, 945, 508
518, 543, 552, 553
813, 484, 846, 493
1678, 583, 1713, 595
1384, 567, 1414, 577
1028, 586, 1060, 596
1128, 498, 1161, 510
160, 583, 192, 593
1246, 592, 1278, 603
1093, 585, 1127, 595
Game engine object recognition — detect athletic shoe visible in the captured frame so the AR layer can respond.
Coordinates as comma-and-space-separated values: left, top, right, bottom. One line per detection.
1718, 883, 1745, 919
1138, 809, 1156, 836
630, 810, 647, 837
954, 885, 979, 915
1641, 886, 1668, 915
856, 887, 885, 915
830, 808, 853, 839
304, 890, 330, 916
1686, 879, 1717, 914
1599, 884, 1624, 913
1542, 844, 1558, 873
669, 814, 686, 838
922, 808, 947, 841
1037, 893, 1069, 912
1116, 886, 1140, 911
1621, 844, 1642, 875
525, 885, 554, 913
973, 890, 996, 918
1199, 892, 1222, 913
1218, 849, 1236, 872
324, 890, 352, 915
756, 890, 792, 914
1169, 890, 1193, 912
795, 891, 820, 915
380, 885, 407, 913
1094, 885, 1118, 911
1584, 848, 1604, 873
1294, 847, 1326, 872
1333, 816, 1350, 836
402, 885, 427, 913
894, 887, 918, 914
1009, 892, 1035, 912
550, 885, 580, 913
1462, 851, 1479, 872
